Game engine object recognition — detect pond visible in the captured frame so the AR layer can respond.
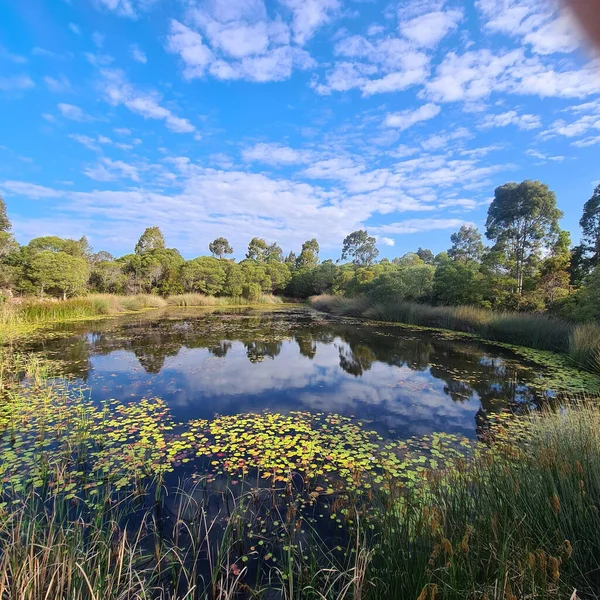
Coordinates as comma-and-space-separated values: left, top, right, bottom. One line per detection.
4, 305, 589, 597
35, 305, 550, 443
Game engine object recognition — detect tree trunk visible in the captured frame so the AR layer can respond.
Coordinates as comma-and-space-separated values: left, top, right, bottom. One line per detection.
63, 290, 67, 301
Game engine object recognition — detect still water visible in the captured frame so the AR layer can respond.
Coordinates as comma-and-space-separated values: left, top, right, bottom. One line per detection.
36, 306, 547, 441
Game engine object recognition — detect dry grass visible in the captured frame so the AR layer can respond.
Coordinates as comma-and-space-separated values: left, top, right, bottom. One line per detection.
166, 293, 284, 307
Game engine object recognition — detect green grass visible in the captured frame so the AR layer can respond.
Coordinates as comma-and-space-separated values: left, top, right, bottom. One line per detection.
311, 294, 600, 373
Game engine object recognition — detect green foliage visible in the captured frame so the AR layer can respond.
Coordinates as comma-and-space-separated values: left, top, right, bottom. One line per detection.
28, 251, 89, 299
246, 237, 268, 262
448, 225, 485, 263
580, 183, 600, 268
134, 226, 166, 255
433, 257, 484, 306
296, 238, 320, 269
208, 236, 233, 258
341, 230, 379, 266
486, 180, 563, 295
181, 256, 226, 295
368, 263, 435, 303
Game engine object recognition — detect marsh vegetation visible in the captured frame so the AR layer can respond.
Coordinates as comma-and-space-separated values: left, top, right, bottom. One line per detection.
0, 308, 599, 599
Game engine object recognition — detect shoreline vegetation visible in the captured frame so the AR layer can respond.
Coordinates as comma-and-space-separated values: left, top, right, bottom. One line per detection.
310, 294, 600, 375
0, 355, 599, 598
0, 293, 285, 340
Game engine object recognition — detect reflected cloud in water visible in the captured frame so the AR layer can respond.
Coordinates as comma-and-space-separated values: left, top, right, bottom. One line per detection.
38, 307, 547, 440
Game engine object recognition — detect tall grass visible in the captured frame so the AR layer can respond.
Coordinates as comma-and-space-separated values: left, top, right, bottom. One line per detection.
366, 404, 600, 599
167, 293, 284, 307
311, 295, 600, 372
0, 294, 168, 326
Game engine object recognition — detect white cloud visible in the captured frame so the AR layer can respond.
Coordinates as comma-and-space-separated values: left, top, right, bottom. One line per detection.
58, 103, 91, 121
572, 136, 600, 148
420, 127, 471, 151
384, 103, 441, 130
314, 35, 430, 95
1, 181, 61, 199
0, 75, 34, 92
373, 218, 471, 235
130, 44, 147, 63
84, 157, 140, 182
0, 46, 27, 64
378, 236, 395, 247
480, 110, 541, 130
278, 0, 341, 45
525, 149, 565, 161
93, 0, 151, 18
167, 14, 315, 83
69, 134, 100, 151
99, 68, 196, 133
44, 75, 71, 93
114, 128, 132, 135
69, 23, 82, 36
242, 143, 312, 165
476, 0, 582, 55
166, 20, 214, 78
424, 48, 600, 102
400, 9, 463, 48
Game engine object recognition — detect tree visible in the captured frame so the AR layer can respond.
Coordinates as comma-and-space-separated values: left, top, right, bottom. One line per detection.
284, 251, 297, 266
246, 237, 268, 262
537, 229, 572, 307
27, 236, 88, 258
209, 237, 233, 259
341, 230, 379, 266
0, 196, 10, 233
91, 250, 114, 264
135, 227, 165, 255
448, 225, 485, 263
222, 262, 245, 297
580, 184, 600, 268
297, 239, 319, 269
433, 255, 483, 306
417, 247, 435, 265
265, 242, 283, 263
28, 251, 89, 299
486, 180, 562, 295
181, 257, 226, 295
89, 260, 127, 294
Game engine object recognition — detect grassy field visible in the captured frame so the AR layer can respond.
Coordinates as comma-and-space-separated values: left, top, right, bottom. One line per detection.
310, 295, 600, 375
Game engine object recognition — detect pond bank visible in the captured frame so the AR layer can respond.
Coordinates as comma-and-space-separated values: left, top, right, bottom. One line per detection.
310, 294, 600, 376
0, 293, 288, 342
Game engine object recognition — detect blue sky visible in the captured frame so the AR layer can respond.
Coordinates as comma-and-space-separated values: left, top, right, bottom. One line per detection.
1, 0, 599, 261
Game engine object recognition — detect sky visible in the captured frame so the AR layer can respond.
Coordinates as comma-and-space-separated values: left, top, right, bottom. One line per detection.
0, 0, 599, 261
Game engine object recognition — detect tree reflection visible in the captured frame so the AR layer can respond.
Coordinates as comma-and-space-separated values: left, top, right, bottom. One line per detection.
38, 307, 549, 434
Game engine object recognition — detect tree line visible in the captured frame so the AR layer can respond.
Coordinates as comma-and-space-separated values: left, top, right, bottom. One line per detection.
0, 179, 599, 321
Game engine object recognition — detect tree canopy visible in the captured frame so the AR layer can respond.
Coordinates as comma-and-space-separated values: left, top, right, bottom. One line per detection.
486, 180, 562, 295
341, 230, 379, 266
209, 237, 233, 259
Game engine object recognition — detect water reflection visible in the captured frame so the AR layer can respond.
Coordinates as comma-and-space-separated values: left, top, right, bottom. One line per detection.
35, 307, 548, 441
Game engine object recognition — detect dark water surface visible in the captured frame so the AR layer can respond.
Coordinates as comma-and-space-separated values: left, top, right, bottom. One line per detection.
35, 306, 547, 441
